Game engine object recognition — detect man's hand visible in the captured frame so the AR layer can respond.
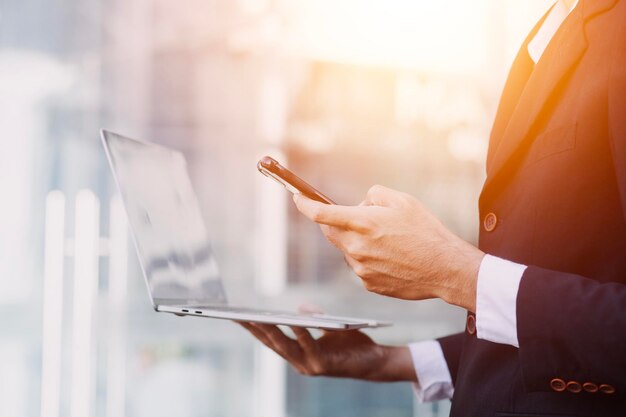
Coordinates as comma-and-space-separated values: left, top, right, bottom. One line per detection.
239, 307, 416, 382
293, 185, 484, 312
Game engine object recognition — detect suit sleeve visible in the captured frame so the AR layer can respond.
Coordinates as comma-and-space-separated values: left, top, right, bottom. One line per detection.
517, 267, 626, 394
436, 332, 465, 386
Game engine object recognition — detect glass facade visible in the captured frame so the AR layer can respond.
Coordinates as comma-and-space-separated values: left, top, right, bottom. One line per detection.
0, 1, 552, 416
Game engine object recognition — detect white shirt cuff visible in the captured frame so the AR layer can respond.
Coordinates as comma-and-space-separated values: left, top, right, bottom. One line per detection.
475, 254, 527, 347
408, 340, 454, 403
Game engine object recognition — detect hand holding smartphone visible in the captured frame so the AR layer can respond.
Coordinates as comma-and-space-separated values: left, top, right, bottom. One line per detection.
257, 156, 336, 204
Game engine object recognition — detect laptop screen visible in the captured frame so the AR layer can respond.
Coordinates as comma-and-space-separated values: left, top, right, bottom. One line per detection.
102, 130, 227, 306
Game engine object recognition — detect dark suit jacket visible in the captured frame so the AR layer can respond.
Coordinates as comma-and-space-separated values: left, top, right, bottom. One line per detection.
438, 1, 626, 416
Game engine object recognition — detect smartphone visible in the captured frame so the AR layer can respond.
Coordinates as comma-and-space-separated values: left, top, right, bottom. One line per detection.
257, 156, 336, 204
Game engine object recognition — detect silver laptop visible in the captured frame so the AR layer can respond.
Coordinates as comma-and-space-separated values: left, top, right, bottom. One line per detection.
100, 129, 390, 330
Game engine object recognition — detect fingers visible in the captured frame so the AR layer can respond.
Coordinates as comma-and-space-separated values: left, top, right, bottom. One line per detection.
293, 194, 369, 232
290, 326, 317, 354
239, 322, 311, 374
239, 322, 299, 361
343, 254, 366, 278
239, 322, 273, 346
321, 226, 369, 262
319, 224, 346, 250
256, 323, 300, 356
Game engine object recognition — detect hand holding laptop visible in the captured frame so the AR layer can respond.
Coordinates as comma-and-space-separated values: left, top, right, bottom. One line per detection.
239, 305, 415, 382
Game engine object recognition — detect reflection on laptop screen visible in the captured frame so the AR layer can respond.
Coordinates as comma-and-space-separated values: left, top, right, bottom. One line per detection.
104, 131, 226, 306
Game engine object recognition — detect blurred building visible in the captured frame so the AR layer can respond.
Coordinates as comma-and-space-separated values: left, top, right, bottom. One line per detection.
0, 0, 553, 416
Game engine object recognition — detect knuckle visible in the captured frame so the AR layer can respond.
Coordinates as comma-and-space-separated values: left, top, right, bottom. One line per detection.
346, 241, 365, 260
360, 268, 374, 279
310, 207, 323, 222
350, 252, 365, 262
359, 217, 376, 233
344, 240, 356, 255
323, 227, 339, 243
367, 184, 384, 196
352, 262, 367, 277
368, 227, 383, 241
310, 361, 325, 376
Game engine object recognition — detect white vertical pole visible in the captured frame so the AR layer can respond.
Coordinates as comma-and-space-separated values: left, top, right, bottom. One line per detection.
106, 196, 128, 417
71, 190, 100, 417
255, 73, 289, 296
253, 345, 287, 417
252, 73, 288, 417
40, 191, 66, 417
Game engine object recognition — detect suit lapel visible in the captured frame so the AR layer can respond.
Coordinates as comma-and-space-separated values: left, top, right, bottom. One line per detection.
484, 0, 619, 190
485, 11, 549, 172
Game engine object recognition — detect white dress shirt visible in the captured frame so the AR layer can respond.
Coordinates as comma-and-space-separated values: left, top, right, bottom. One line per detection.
408, 0, 578, 402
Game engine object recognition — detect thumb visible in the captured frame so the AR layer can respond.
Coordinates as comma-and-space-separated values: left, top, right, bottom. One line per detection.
364, 184, 407, 207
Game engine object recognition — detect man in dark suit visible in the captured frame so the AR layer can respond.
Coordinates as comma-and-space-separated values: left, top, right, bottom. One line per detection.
241, 0, 626, 415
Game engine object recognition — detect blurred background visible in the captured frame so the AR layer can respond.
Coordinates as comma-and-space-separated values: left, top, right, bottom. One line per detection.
1, 0, 553, 416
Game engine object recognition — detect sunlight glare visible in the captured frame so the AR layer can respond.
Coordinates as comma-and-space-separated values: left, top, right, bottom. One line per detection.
285, 0, 489, 72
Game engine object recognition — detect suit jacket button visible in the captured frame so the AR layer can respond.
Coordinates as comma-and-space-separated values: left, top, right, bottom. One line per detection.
466, 314, 476, 335
583, 382, 598, 393
550, 378, 567, 392
599, 384, 616, 394
483, 212, 498, 232
566, 381, 582, 393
